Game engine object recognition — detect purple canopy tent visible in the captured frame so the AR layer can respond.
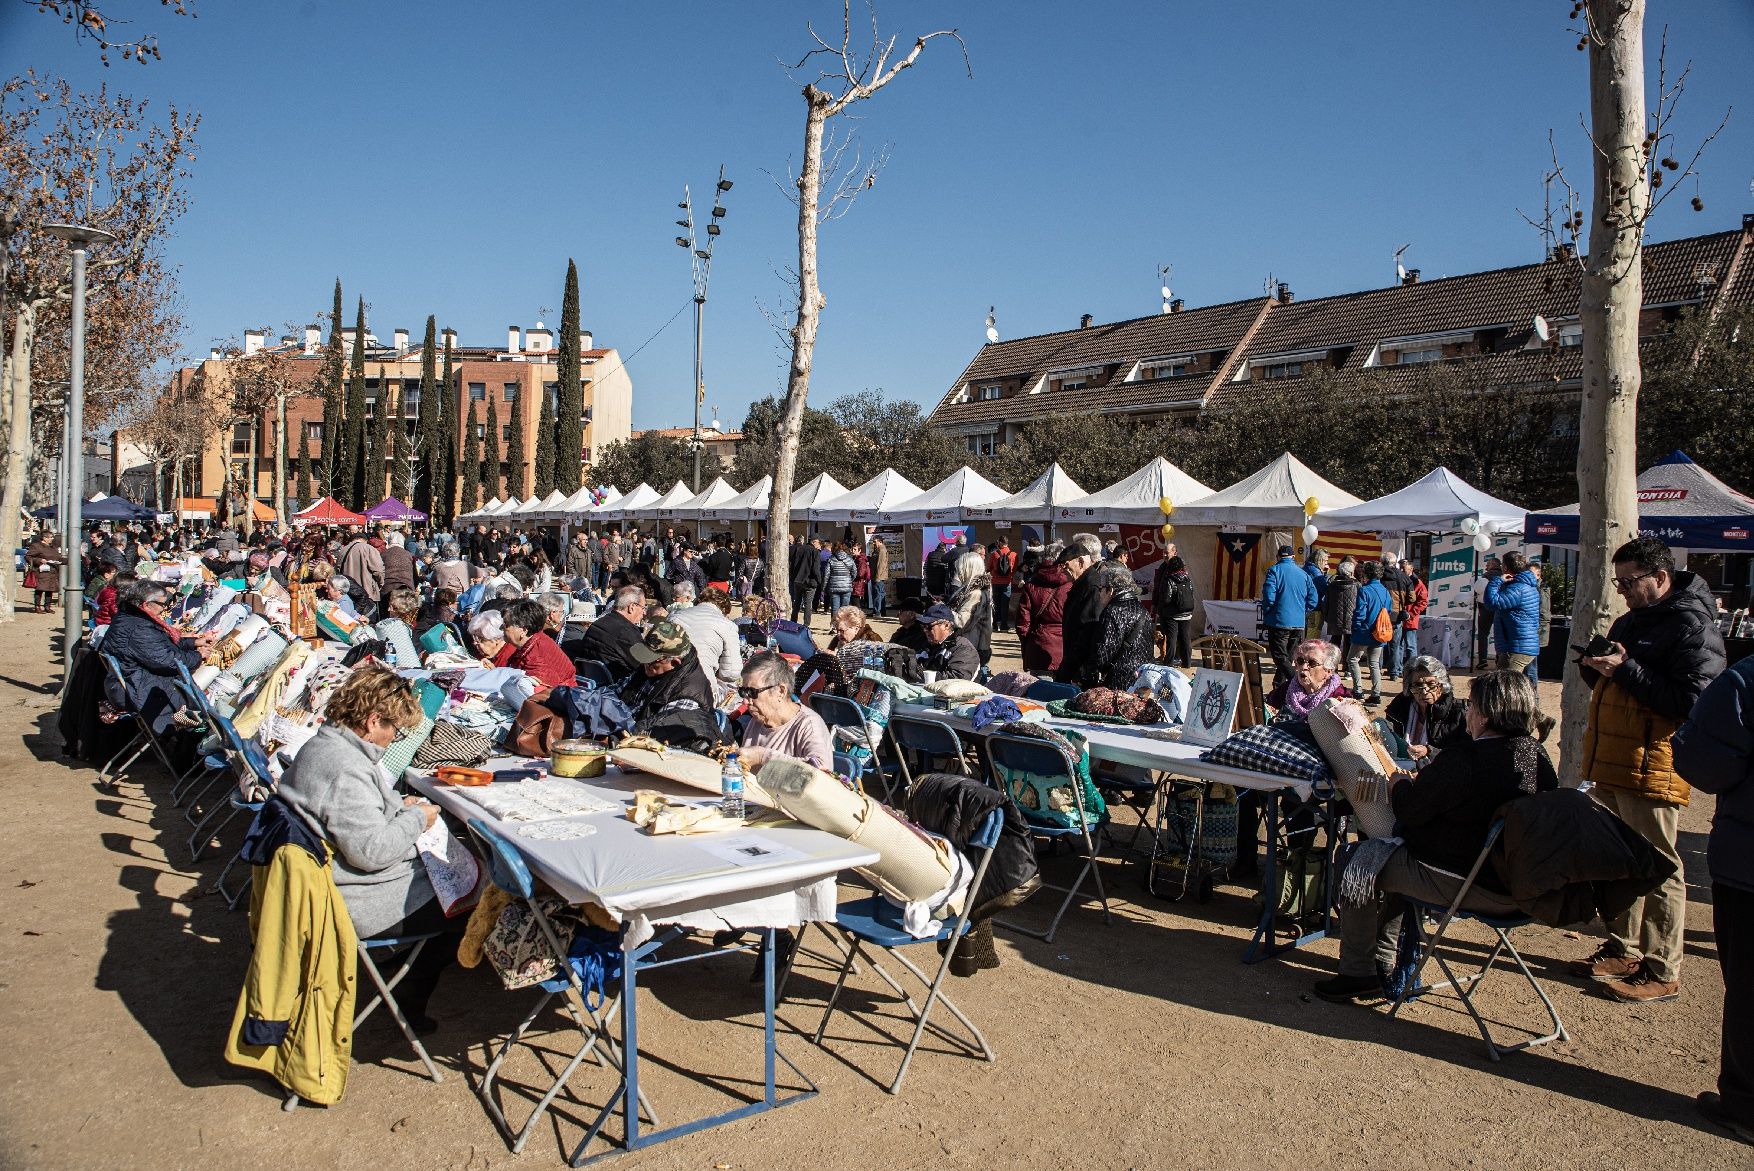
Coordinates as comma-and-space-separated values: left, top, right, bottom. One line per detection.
364, 497, 428, 523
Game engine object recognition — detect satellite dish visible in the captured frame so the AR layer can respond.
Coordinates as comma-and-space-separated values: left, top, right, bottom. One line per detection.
985, 326, 1000, 344
1533, 314, 1550, 342
1160, 286, 1172, 301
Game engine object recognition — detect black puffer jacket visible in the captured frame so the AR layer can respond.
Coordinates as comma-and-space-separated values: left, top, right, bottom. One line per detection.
907, 772, 1038, 916
1085, 592, 1153, 690
1383, 692, 1470, 753
1391, 733, 1558, 888
1673, 654, 1754, 892
1493, 786, 1677, 926
1058, 563, 1105, 684
1582, 571, 1726, 719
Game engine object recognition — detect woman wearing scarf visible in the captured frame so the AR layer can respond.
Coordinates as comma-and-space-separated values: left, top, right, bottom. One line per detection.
1266, 639, 1351, 722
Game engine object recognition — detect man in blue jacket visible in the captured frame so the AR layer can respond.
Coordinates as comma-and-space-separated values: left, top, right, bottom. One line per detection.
1484, 551, 1542, 684
1261, 544, 1319, 680
1346, 561, 1395, 705
1674, 655, 1754, 1145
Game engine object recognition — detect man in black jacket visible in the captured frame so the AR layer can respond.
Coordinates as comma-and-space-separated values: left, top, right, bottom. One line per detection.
786, 535, 820, 624
572, 586, 647, 680
1055, 533, 1105, 685
1675, 655, 1754, 1144
919, 603, 981, 681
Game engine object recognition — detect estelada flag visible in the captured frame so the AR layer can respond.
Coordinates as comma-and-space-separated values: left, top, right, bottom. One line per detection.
1213, 532, 1264, 601
1307, 529, 1382, 565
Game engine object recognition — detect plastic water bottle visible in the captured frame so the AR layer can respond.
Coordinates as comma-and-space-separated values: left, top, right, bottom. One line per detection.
720, 751, 745, 819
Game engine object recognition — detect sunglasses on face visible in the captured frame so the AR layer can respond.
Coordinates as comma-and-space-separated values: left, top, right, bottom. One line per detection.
1292, 657, 1325, 668
737, 683, 781, 700
1612, 571, 1657, 592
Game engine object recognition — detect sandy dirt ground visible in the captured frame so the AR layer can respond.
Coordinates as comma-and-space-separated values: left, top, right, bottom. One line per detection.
1, 608, 1747, 1170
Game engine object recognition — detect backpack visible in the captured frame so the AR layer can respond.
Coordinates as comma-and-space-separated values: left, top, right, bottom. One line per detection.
992, 550, 1013, 577
1371, 604, 1393, 644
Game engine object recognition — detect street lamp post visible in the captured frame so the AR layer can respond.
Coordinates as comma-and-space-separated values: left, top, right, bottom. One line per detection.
42, 223, 117, 678
673, 166, 731, 492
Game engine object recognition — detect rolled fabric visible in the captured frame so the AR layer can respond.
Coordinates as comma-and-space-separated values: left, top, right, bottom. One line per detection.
216, 630, 291, 698
232, 640, 311, 740
192, 663, 222, 691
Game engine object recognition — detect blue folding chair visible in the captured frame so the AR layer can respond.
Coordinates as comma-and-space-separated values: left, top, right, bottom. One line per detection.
885, 714, 970, 796
1388, 822, 1569, 1060
464, 818, 654, 1158
1023, 679, 1078, 703
170, 661, 232, 810
987, 732, 1113, 943
810, 693, 888, 797
573, 659, 618, 689
96, 651, 188, 787
813, 807, 1004, 1094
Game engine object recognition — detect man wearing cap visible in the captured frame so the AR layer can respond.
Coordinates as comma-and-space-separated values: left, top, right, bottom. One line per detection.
1262, 543, 1319, 680
888, 596, 932, 655
617, 619, 715, 723
919, 602, 981, 681
1056, 533, 1106, 684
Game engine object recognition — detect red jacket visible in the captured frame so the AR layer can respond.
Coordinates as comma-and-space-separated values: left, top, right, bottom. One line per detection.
987, 547, 1017, 586
508, 631, 577, 692
1404, 576, 1430, 630
1015, 562, 1072, 675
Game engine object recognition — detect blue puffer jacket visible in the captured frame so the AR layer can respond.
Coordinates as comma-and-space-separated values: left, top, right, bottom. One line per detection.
1351, 580, 1394, 645
1303, 560, 1329, 607
1485, 569, 1542, 655
1261, 556, 1318, 629
1673, 655, 1754, 892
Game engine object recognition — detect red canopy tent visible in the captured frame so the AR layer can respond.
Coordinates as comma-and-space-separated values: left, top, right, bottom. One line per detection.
291, 496, 367, 527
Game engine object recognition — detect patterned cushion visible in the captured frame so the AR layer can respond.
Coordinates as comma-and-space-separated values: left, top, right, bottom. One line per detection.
1200, 723, 1333, 784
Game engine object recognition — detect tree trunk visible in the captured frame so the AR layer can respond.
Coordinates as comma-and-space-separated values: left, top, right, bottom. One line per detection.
0, 301, 43, 625
764, 91, 831, 605
274, 390, 288, 530
1559, 0, 1648, 783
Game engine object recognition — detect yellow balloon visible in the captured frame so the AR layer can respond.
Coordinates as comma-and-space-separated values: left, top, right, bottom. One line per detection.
1158, 496, 1174, 516
1161, 523, 1175, 540
1304, 495, 1320, 516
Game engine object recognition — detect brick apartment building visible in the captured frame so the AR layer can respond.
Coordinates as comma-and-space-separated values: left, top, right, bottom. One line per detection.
926, 218, 1754, 453
152, 322, 633, 510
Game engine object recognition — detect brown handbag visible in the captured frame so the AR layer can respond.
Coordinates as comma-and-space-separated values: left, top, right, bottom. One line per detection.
508, 696, 566, 758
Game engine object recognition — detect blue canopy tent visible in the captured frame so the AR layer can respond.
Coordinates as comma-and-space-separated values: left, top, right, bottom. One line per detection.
30, 495, 156, 522
1525, 451, 1754, 551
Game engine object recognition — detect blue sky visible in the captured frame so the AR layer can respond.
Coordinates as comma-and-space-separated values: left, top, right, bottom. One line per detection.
7, 1, 1751, 430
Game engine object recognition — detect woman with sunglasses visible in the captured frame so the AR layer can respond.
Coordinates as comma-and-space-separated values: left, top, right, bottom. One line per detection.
1383, 655, 1470, 762
274, 664, 460, 1034
1265, 639, 1350, 724
736, 652, 834, 771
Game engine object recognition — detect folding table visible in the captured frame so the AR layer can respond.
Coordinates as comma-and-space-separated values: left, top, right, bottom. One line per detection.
408, 761, 879, 1165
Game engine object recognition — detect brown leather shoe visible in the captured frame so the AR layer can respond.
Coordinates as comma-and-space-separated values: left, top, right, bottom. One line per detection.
1601, 962, 1680, 1003
1567, 943, 1641, 982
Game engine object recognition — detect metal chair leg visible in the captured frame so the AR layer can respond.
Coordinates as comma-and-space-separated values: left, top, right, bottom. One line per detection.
357, 943, 442, 1083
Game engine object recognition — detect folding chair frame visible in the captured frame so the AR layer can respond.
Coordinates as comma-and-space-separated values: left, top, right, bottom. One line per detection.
813, 807, 1004, 1094
810, 693, 892, 800
987, 733, 1113, 943
1388, 822, 1569, 1061
885, 714, 972, 798
96, 652, 187, 788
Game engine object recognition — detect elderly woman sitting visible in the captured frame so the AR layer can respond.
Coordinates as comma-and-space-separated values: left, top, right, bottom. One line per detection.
103, 579, 216, 741
372, 587, 424, 666
275, 664, 461, 1032
501, 597, 577, 695
1313, 671, 1559, 1003
468, 608, 514, 667
737, 652, 834, 771
828, 604, 881, 650
1266, 639, 1351, 722
1383, 654, 1469, 761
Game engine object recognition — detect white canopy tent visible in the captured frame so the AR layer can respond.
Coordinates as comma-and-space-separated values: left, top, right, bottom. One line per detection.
484, 497, 522, 518
522, 489, 569, 521
815, 468, 923, 523
968, 462, 1088, 521
1175, 453, 1363, 528
667, 476, 740, 520
1053, 457, 1214, 526
556, 484, 603, 522
626, 480, 695, 521
593, 482, 658, 523
877, 466, 1009, 524
702, 475, 771, 522
1315, 467, 1525, 535
458, 496, 502, 522
789, 471, 849, 519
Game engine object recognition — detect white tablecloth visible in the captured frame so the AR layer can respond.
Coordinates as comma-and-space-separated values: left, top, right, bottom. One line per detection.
408, 761, 878, 948
1203, 599, 1260, 636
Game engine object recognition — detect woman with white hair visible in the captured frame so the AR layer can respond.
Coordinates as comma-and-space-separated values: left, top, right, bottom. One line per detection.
1086, 561, 1153, 689
947, 549, 993, 668
468, 608, 513, 666
1384, 654, 1470, 761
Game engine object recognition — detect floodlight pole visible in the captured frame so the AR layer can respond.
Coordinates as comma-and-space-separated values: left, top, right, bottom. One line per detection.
43, 223, 117, 679
674, 165, 730, 492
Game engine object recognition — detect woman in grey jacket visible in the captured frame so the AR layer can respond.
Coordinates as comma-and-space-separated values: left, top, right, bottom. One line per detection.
275, 664, 457, 1032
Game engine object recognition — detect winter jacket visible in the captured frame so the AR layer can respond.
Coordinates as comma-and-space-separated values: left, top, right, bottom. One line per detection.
1303, 560, 1329, 607
1402, 575, 1430, 630
224, 797, 358, 1106
1492, 786, 1678, 927
612, 648, 715, 723
507, 631, 578, 693
1485, 570, 1542, 655
1392, 733, 1558, 889
867, 540, 890, 586
1016, 562, 1072, 675
950, 575, 994, 664
379, 545, 416, 594
986, 547, 1017, 586
565, 542, 597, 581
102, 606, 204, 736
1580, 571, 1726, 806
921, 633, 982, 681
1058, 563, 1107, 684
923, 544, 954, 598
337, 539, 385, 602
666, 557, 707, 595
787, 542, 820, 589
1673, 654, 1754, 892
825, 551, 858, 594
1383, 692, 1470, 753
1153, 564, 1195, 623
907, 772, 1038, 915
1350, 580, 1394, 645
573, 608, 646, 680
1322, 569, 1359, 642
669, 601, 744, 699
1262, 555, 1319, 629
1087, 594, 1154, 690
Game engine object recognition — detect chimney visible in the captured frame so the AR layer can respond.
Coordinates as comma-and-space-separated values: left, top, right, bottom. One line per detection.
1276, 282, 1293, 304
506, 325, 520, 353
393, 328, 409, 354
1743, 212, 1754, 234
1170, 298, 1184, 314
1079, 313, 1094, 329
209, 348, 221, 361
525, 324, 553, 353
304, 325, 320, 354
441, 327, 458, 352
579, 329, 593, 352
1402, 268, 1422, 286
243, 329, 265, 356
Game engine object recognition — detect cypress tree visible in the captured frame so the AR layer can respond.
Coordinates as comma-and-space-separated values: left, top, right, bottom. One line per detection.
460, 399, 481, 515
343, 297, 368, 508
483, 387, 502, 501
387, 384, 406, 499
533, 372, 556, 498
414, 315, 439, 516
320, 279, 345, 498
438, 335, 457, 524
505, 386, 526, 500
295, 422, 313, 504
364, 372, 388, 506
554, 258, 584, 492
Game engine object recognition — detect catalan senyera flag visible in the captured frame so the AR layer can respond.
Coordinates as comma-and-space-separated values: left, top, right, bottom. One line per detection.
1213, 532, 1264, 601
1307, 529, 1384, 565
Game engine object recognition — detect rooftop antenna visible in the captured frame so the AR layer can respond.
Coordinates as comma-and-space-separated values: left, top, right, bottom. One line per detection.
984, 306, 999, 345
1394, 244, 1411, 284
1158, 263, 1173, 314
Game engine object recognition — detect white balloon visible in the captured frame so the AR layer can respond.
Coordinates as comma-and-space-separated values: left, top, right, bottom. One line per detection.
1460, 517, 1480, 535
1302, 524, 1319, 545
1473, 531, 1493, 552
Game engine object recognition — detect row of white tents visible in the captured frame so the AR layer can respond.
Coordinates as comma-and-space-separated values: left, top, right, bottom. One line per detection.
456, 452, 1530, 536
